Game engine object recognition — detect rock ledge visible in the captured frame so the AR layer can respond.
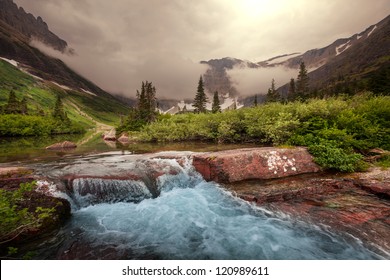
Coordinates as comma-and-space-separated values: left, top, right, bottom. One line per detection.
192, 147, 320, 183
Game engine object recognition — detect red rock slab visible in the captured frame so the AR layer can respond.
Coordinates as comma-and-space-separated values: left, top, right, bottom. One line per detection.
117, 134, 130, 144
46, 141, 77, 150
356, 179, 390, 199
192, 147, 320, 183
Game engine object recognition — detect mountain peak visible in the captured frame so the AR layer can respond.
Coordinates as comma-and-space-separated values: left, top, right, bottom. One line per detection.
0, 0, 68, 52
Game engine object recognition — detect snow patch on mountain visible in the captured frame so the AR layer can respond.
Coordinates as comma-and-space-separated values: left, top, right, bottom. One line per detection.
0, 56, 18, 67
162, 93, 242, 114
51, 81, 72, 91
81, 88, 97, 96
335, 41, 351, 56
22, 70, 44, 81
367, 25, 377, 37
263, 53, 301, 65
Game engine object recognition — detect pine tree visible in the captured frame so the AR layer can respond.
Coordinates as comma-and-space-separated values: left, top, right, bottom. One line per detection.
296, 62, 309, 99
193, 76, 208, 113
288, 78, 296, 101
5, 90, 20, 114
253, 94, 258, 107
20, 97, 28, 115
211, 91, 221, 113
136, 81, 157, 123
52, 95, 66, 121
35, 105, 45, 116
266, 78, 281, 102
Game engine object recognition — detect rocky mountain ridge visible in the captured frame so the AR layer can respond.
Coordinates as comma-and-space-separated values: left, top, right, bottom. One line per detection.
202, 14, 390, 97
0, 0, 68, 52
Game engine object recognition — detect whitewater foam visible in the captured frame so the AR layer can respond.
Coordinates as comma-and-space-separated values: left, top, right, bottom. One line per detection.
34, 153, 382, 259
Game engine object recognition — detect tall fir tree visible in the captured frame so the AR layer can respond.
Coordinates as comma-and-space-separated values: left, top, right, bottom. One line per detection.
193, 76, 208, 113
296, 61, 309, 100
20, 97, 28, 115
266, 78, 281, 102
137, 81, 157, 123
288, 78, 296, 101
5, 90, 20, 114
253, 94, 258, 107
211, 91, 221, 113
52, 95, 68, 123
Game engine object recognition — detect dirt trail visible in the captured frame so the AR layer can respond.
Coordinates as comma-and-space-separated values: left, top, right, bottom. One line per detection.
66, 101, 115, 146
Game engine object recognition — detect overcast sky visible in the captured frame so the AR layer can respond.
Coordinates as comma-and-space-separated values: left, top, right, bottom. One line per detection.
13, 0, 390, 98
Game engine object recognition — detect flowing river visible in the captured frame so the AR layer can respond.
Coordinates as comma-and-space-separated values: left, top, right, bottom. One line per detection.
19, 150, 383, 260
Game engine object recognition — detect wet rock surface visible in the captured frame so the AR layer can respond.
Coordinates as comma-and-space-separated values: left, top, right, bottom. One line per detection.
193, 147, 320, 183
224, 168, 390, 257
45, 141, 77, 150
2, 151, 389, 259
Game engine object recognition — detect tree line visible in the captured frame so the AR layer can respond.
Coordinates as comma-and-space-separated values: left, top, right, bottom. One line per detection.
118, 77, 224, 133
1, 90, 70, 122
263, 61, 310, 104
0, 90, 84, 136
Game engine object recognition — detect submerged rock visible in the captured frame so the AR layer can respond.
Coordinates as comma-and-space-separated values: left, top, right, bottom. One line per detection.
192, 147, 320, 183
117, 133, 130, 144
46, 141, 77, 150
103, 129, 116, 141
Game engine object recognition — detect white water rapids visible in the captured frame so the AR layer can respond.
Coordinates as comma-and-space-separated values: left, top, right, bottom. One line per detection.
33, 152, 381, 259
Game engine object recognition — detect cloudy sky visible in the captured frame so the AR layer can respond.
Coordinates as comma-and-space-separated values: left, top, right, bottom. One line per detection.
13, 0, 390, 98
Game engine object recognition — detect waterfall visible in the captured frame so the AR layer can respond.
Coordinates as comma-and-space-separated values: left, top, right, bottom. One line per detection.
32, 152, 385, 259
70, 178, 153, 207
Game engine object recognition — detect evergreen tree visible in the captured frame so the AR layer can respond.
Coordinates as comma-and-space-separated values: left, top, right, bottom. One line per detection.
136, 81, 157, 123
5, 90, 20, 114
35, 105, 45, 116
52, 95, 67, 122
296, 62, 309, 99
118, 81, 158, 133
20, 97, 28, 115
253, 94, 258, 107
288, 78, 296, 101
193, 76, 208, 113
266, 78, 281, 102
211, 91, 221, 113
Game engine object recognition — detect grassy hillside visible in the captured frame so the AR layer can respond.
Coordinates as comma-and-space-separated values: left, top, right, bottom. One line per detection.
0, 59, 129, 127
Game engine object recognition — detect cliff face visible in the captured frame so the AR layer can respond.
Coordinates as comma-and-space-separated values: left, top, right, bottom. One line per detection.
0, 0, 67, 52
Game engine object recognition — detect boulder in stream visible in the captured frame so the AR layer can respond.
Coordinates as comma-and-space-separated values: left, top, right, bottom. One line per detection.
192, 147, 321, 183
46, 141, 77, 150
117, 133, 130, 144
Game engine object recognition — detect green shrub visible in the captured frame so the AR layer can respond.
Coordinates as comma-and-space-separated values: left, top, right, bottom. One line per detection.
0, 181, 57, 247
308, 140, 363, 172
132, 95, 389, 172
0, 114, 84, 136
377, 154, 390, 168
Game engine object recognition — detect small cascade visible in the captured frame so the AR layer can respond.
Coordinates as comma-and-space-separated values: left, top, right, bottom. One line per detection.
30, 152, 387, 259
42, 154, 202, 209
70, 178, 153, 207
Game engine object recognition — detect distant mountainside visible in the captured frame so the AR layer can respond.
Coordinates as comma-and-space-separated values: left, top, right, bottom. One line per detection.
0, 0, 130, 125
0, 0, 67, 52
200, 57, 257, 97
303, 15, 390, 94
202, 14, 390, 98
0, 0, 122, 98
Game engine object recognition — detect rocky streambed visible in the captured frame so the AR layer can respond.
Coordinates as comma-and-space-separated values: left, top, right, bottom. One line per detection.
0, 147, 389, 259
